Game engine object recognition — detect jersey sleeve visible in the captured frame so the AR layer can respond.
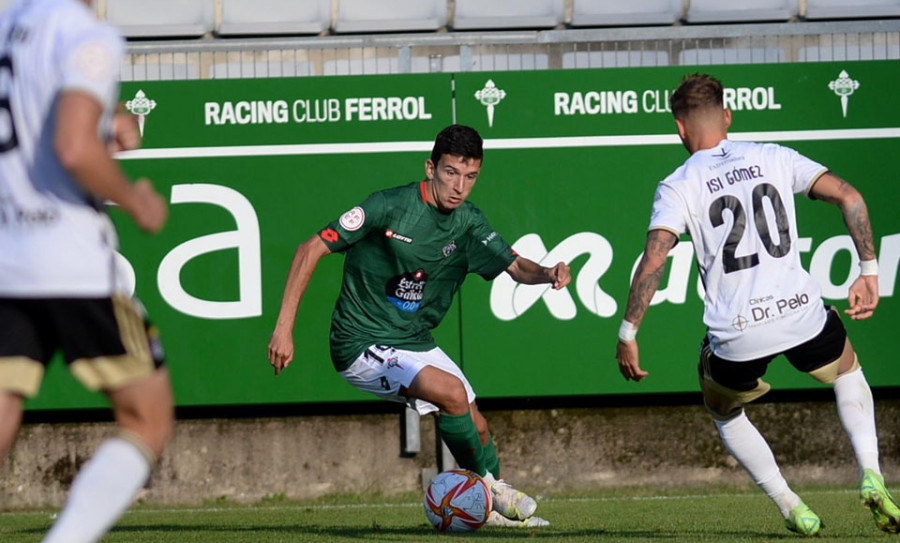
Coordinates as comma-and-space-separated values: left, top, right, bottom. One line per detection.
58, 23, 123, 111
318, 192, 386, 253
781, 146, 828, 197
648, 181, 687, 236
465, 208, 517, 280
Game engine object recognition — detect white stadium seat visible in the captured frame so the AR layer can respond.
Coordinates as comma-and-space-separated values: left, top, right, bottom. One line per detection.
107, 0, 214, 38
218, 0, 331, 36
335, 0, 447, 33
687, 0, 798, 23
806, 0, 900, 20
453, 0, 565, 30
571, 0, 684, 27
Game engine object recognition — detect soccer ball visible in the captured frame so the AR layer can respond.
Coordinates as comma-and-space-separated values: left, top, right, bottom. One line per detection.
423, 469, 492, 532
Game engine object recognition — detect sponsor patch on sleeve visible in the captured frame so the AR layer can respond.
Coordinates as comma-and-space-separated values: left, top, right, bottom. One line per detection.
339, 206, 365, 231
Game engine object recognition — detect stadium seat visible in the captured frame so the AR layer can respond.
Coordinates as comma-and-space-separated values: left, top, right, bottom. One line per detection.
453, 0, 565, 30
805, 0, 900, 19
686, 0, 798, 23
335, 0, 447, 34
107, 0, 214, 38
218, 0, 330, 36
570, 0, 684, 27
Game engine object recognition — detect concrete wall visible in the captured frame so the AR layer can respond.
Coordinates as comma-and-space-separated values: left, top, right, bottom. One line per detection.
2, 399, 898, 509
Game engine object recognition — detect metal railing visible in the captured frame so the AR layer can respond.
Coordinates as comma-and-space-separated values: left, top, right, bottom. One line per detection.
121, 20, 900, 81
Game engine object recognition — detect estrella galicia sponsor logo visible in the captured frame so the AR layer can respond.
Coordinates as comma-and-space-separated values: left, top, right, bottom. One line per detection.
385, 229, 413, 243
442, 240, 457, 257
481, 231, 498, 246
386, 269, 427, 312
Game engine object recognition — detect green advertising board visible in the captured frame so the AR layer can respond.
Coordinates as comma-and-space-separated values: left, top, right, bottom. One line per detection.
25, 62, 900, 410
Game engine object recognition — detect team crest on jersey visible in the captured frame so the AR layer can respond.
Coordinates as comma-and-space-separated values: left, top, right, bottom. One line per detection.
385, 356, 403, 369
386, 269, 427, 313
385, 229, 413, 243
340, 206, 365, 231
442, 240, 457, 257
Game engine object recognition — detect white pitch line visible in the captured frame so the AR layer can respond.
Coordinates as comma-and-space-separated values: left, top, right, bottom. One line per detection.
115, 128, 900, 160
0, 488, 858, 517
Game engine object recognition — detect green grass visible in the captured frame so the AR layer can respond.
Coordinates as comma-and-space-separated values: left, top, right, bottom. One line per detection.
0, 485, 892, 542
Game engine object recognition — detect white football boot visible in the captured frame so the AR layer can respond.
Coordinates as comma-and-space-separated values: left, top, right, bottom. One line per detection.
483, 476, 538, 520
484, 511, 550, 528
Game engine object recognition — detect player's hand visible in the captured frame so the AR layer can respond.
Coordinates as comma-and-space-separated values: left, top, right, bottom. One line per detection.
616, 339, 649, 382
268, 328, 295, 376
128, 179, 168, 233
846, 274, 879, 320
549, 262, 571, 290
110, 109, 142, 153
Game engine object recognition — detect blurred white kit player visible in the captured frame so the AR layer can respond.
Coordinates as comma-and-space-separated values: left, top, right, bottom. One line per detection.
0, 1, 173, 543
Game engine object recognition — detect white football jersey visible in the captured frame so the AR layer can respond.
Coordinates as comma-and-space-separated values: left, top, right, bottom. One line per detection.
649, 139, 829, 361
0, 0, 124, 297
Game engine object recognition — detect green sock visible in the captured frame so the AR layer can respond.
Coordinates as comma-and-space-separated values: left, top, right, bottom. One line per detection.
483, 436, 500, 478
437, 412, 487, 476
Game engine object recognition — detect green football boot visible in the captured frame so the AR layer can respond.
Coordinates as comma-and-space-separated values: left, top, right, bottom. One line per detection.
860, 469, 900, 534
784, 503, 821, 537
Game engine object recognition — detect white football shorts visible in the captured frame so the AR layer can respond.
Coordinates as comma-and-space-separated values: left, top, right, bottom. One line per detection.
339, 345, 476, 415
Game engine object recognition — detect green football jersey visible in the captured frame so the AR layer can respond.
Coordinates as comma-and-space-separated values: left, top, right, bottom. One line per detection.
319, 181, 516, 370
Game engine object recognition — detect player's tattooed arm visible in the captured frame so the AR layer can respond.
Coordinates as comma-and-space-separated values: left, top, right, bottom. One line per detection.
809, 172, 878, 319
810, 172, 876, 261
624, 229, 678, 327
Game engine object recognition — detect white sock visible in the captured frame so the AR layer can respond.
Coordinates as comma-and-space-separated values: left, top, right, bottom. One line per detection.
833, 367, 880, 477
715, 411, 801, 518
42, 437, 151, 543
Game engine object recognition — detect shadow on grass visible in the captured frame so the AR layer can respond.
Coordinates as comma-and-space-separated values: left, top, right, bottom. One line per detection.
11, 524, 802, 540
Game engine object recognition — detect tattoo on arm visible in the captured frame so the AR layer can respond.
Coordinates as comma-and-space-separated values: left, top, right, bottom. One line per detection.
844, 198, 876, 261
816, 174, 876, 261
624, 230, 675, 326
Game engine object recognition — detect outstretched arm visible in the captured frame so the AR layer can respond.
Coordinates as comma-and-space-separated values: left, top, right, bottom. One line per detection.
809, 172, 878, 320
268, 235, 332, 375
505, 256, 571, 290
616, 229, 678, 381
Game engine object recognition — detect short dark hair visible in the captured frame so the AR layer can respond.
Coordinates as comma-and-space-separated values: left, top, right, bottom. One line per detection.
430, 124, 483, 165
670, 73, 724, 120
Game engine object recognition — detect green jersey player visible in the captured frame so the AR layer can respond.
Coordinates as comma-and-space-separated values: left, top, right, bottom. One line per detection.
269, 125, 569, 527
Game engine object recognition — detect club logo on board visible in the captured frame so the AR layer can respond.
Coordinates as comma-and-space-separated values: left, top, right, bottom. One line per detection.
827, 70, 859, 118
125, 90, 157, 136
475, 80, 506, 128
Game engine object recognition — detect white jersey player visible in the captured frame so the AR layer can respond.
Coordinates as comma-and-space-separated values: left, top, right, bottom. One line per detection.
615, 73, 897, 536
0, 2, 173, 542
649, 139, 828, 361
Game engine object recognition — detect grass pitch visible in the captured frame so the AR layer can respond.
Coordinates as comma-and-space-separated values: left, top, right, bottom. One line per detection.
0, 485, 891, 542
